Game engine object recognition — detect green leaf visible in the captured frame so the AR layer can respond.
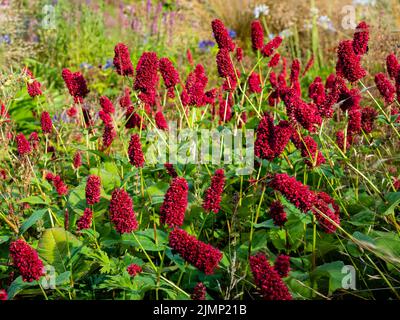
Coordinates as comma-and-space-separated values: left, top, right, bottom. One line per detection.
0, 236, 9, 244
378, 192, 400, 216
37, 228, 82, 273
19, 195, 49, 205
146, 182, 169, 205
311, 261, 345, 294
19, 209, 47, 234
7, 276, 38, 300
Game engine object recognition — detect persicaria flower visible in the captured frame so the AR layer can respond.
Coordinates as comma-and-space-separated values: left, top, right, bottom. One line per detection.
159, 57, 180, 98
254, 114, 293, 160
40, 111, 52, 134
125, 107, 146, 130
113, 43, 134, 76
23, 67, 42, 98
160, 177, 188, 228
120, 88, 133, 109
191, 282, 207, 300
164, 163, 177, 178
203, 169, 225, 214
211, 19, 235, 52
291, 132, 326, 167
128, 134, 145, 168
127, 264, 142, 277
270, 173, 317, 213
16, 133, 31, 156
29, 132, 39, 150
184, 64, 208, 106
204, 88, 218, 105
249, 72, 262, 93
187, 48, 194, 66
274, 254, 291, 278
336, 40, 366, 82
290, 59, 300, 86
386, 53, 399, 79
102, 124, 117, 148
52, 175, 69, 196
292, 100, 322, 133
86, 175, 101, 205
0, 289, 7, 300
361, 106, 378, 133
352, 21, 369, 56
76, 208, 93, 231
155, 111, 168, 130
100, 96, 115, 114
61, 68, 89, 103
374, 73, 395, 104
73, 151, 82, 169
347, 105, 362, 135
134, 52, 159, 107
216, 49, 237, 91
249, 253, 292, 300
236, 47, 243, 62
251, 20, 264, 51
309, 76, 326, 107
312, 191, 340, 233
169, 228, 222, 275
67, 106, 78, 118
109, 188, 138, 233
269, 201, 287, 227
338, 87, 361, 112
9, 239, 44, 282
99, 110, 113, 126
261, 36, 282, 57
268, 53, 280, 67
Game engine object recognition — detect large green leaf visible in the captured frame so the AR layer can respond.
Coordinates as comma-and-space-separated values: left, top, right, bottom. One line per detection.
37, 228, 82, 273
311, 261, 346, 295
19, 209, 48, 234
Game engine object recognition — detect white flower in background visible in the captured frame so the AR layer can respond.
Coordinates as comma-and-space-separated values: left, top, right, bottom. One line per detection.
310, 7, 319, 16
253, 4, 269, 19
279, 29, 293, 38
317, 15, 336, 32
303, 22, 313, 30
353, 0, 376, 6
268, 33, 275, 40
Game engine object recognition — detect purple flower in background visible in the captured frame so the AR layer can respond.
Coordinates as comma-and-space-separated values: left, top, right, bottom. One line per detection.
80, 62, 93, 70
199, 40, 215, 52
229, 29, 237, 39
0, 34, 11, 45
103, 59, 113, 70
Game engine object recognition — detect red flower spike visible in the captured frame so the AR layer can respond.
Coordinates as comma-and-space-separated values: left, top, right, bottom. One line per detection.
270, 173, 317, 213
76, 208, 93, 231
9, 239, 44, 282
269, 201, 287, 227
274, 254, 291, 278
128, 134, 145, 168
191, 283, 207, 300
211, 19, 235, 52
127, 264, 142, 277
113, 43, 134, 76
251, 20, 264, 51
249, 253, 292, 300
203, 169, 225, 214
160, 177, 188, 228
109, 188, 138, 233
169, 228, 223, 275
86, 175, 101, 205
